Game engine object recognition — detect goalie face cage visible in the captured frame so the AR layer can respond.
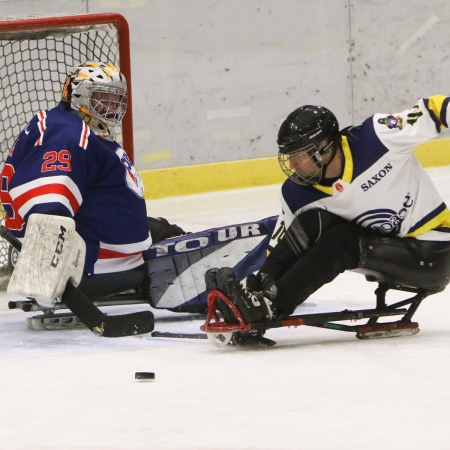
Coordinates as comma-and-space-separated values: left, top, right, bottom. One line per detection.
0, 13, 134, 270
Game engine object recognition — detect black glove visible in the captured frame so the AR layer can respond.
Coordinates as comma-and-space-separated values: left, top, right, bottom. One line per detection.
147, 217, 187, 243
246, 272, 276, 293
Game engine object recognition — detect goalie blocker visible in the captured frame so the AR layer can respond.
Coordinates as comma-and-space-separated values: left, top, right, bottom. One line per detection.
7, 214, 154, 337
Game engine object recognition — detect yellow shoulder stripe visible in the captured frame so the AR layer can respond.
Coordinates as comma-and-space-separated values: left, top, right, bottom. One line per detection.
426, 95, 448, 129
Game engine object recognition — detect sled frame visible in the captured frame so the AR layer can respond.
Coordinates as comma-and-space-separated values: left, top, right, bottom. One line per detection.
201, 282, 434, 340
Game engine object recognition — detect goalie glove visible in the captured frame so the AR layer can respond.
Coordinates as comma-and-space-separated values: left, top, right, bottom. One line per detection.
147, 216, 187, 243
246, 272, 276, 294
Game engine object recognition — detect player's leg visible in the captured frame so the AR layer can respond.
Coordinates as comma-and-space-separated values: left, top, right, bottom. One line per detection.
208, 213, 361, 322
272, 222, 363, 316
77, 265, 147, 300
270, 227, 450, 316
247, 227, 450, 319
261, 208, 347, 279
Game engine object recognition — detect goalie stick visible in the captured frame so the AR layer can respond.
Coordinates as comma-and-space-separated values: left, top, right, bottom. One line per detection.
0, 225, 154, 338
0, 224, 22, 251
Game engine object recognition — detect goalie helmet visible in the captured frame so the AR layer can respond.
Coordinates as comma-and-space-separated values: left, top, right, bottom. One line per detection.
277, 105, 340, 185
61, 61, 127, 138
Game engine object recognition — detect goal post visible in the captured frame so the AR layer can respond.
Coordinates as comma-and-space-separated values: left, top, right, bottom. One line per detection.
0, 13, 134, 270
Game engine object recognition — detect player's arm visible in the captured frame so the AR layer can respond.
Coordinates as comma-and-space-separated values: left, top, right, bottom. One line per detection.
147, 217, 187, 243
3, 120, 89, 235
373, 95, 450, 152
248, 209, 346, 291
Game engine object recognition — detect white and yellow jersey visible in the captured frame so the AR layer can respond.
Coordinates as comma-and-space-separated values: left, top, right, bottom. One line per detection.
275, 95, 450, 246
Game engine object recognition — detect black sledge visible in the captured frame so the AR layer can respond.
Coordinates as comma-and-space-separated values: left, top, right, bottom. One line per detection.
200, 281, 430, 347
202, 227, 450, 347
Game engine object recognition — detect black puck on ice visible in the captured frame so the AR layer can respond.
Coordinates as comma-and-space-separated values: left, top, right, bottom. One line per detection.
135, 372, 155, 380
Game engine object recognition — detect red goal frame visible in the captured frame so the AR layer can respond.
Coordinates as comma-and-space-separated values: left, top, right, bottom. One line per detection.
0, 13, 134, 162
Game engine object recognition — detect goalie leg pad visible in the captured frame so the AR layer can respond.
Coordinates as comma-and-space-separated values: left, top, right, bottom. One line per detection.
7, 214, 86, 307
144, 216, 278, 311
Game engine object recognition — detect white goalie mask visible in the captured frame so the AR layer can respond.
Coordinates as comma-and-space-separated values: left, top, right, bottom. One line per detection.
62, 61, 128, 138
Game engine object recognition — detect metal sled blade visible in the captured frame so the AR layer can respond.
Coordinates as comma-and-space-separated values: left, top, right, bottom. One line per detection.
356, 322, 419, 339
27, 313, 85, 331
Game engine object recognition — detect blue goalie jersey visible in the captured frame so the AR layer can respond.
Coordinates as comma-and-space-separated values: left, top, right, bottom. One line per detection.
0, 102, 152, 275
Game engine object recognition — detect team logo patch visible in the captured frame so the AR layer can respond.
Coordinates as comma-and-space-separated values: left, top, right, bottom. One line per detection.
378, 115, 403, 130
116, 148, 144, 199
353, 196, 413, 234
353, 209, 404, 234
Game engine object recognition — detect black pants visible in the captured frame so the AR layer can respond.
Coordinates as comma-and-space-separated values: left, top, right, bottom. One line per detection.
77, 264, 147, 300
274, 222, 364, 315
263, 210, 450, 316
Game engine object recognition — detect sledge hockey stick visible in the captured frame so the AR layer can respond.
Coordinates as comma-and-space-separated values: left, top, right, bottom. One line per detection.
0, 224, 22, 251
0, 225, 154, 337
150, 331, 207, 339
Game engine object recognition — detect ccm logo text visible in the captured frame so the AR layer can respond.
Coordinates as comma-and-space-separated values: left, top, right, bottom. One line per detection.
50, 225, 66, 268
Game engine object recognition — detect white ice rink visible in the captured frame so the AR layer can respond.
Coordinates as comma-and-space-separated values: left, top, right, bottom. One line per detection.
1, 168, 450, 450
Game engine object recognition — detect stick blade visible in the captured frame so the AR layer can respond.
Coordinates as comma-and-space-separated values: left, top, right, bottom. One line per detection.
94, 311, 155, 337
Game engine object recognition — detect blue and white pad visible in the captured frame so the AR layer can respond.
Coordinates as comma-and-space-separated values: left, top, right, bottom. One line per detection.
144, 216, 277, 310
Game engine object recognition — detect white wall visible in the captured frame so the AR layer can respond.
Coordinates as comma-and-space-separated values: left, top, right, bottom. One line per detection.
1, 0, 449, 171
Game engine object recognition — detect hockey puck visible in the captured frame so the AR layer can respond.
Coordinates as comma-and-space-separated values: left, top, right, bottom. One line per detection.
135, 372, 155, 381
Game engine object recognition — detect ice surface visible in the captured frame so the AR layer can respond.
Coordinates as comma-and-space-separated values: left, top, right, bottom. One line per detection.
1, 168, 450, 450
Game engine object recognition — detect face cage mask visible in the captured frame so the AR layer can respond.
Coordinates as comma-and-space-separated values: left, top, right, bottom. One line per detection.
278, 141, 333, 186
88, 85, 128, 126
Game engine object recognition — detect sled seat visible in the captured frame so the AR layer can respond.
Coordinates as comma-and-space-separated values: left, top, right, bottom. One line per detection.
348, 234, 450, 331
354, 233, 450, 293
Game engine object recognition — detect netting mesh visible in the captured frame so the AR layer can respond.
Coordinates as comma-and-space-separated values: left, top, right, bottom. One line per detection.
0, 19, 122, 270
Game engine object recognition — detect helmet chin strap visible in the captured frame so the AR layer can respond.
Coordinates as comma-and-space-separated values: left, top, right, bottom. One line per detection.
318, 143, 341, 182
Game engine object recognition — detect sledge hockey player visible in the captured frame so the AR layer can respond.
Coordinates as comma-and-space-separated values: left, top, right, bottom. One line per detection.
0, 61, 184, 335
210, 97, 450, 326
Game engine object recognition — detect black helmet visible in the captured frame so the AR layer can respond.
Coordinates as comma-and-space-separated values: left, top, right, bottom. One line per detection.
277, 105, 340, 185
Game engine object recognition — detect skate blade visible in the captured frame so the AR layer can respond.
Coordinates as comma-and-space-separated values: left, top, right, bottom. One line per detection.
356, 322, 419, 340
26, 314, 85, 331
